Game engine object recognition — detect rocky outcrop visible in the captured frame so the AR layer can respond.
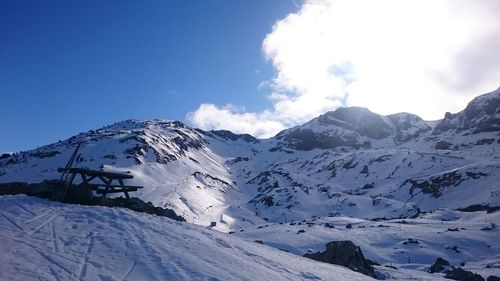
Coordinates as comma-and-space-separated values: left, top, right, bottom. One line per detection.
0, 181, 91, 202
433, 88, 500, 135
318, 107, 393, 139
303, 240, 376, 278
428, 257, 450, 273
445, 267, 485, 281
203, 129, 260, 144
101, 197, 185, 221
277, 128, 364, 151
387, 112, 431, 143
404, 170, 488, 198
0, 181, 185, 222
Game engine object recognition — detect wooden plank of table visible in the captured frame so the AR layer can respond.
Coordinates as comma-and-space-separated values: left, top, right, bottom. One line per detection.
83, 184, 143, 189
95, 188, 139, 194
57, 168, 134, 179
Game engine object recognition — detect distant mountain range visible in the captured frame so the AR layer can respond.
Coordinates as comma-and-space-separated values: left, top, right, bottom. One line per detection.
1, 87, 499, 229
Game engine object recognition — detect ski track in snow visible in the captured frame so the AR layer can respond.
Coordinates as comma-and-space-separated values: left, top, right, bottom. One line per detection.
1, 213, 24, 232
0, 196, 375, 281
51, 221, 59, 253
118, 261, 136, 281
14, 201, 37, 216
29, 214, 58, 237
76, 232, 95, 281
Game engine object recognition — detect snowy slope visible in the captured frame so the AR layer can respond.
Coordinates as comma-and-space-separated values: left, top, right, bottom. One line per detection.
233, 209, 500, 280
0, 195, 373, 281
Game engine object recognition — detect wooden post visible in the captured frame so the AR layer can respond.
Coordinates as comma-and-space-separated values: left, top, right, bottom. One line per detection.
102, 177, 112, 199
60, 171, 77, 201
118, 178, 130, 199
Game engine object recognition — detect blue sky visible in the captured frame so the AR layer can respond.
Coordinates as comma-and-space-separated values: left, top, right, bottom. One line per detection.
0, 0, 297, 152
2, 0, 499, 152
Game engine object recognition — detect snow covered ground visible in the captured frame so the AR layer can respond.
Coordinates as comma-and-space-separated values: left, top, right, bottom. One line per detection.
233, 209, 500, 279
0, 195, 374, 281
2, 195, 498, 280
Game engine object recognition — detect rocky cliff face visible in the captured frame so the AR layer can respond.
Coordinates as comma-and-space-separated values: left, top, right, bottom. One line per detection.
433, 87, 500, 134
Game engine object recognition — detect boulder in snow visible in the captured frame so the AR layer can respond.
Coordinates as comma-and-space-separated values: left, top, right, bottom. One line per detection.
303, 240, 376, 278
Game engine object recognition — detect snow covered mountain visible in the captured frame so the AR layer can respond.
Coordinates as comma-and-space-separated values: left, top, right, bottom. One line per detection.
1, 87, 499, 280
3, 88, 498, 225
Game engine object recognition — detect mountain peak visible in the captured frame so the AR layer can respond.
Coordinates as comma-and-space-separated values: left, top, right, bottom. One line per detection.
433, 87, 500, 134
316, 106, 392, 139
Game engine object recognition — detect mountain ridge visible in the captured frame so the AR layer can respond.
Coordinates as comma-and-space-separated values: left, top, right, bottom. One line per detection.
1, 88, 499, 223
1, 88, 499, 280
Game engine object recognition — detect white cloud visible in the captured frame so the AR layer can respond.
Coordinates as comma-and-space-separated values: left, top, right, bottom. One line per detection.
188, 0, 500, 137
187, 104, 286, 138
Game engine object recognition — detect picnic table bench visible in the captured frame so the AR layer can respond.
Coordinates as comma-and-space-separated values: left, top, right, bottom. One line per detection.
57, 167, 143, 199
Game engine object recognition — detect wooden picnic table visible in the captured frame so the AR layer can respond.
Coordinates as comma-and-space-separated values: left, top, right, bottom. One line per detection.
57, 167, 143, 199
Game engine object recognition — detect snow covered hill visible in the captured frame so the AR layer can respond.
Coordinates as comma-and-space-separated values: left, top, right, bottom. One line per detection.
0, 195, 373, 281
1, 87, 499, 280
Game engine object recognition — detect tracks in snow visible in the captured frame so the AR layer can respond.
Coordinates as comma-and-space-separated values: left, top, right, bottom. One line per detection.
0, 213, 24, 232
76, 232, 96, 281
29, 213, 58, 237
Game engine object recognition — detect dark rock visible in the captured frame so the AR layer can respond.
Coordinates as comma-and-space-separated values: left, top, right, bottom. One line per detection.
208, 130, 260, 144
428, 257, 450, 273
435, 141, 453, 150
226, 156, 250, 164
403, 238, 419, 245
487, 206, 500, 213
446, 245, 461, 253
445, 267, 485, 281
263, 196, 274, 207
0, 181, 185, 222
345, 223, 352, 229
0, 153, 12, 160
404, 171, 464, 198
361, 183, 374, 189
31, 150, 60, 159
303, 240, 376, 278
487, 276, 500, 281
0, 182, 31, 196
211, 130, 259, 143
465, 172, 488, 179
458, 204, 489, 212
476, 139, 495, 145
360, 165, 369, 175
343, 158, 358, 169
480, 222, 497, 231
